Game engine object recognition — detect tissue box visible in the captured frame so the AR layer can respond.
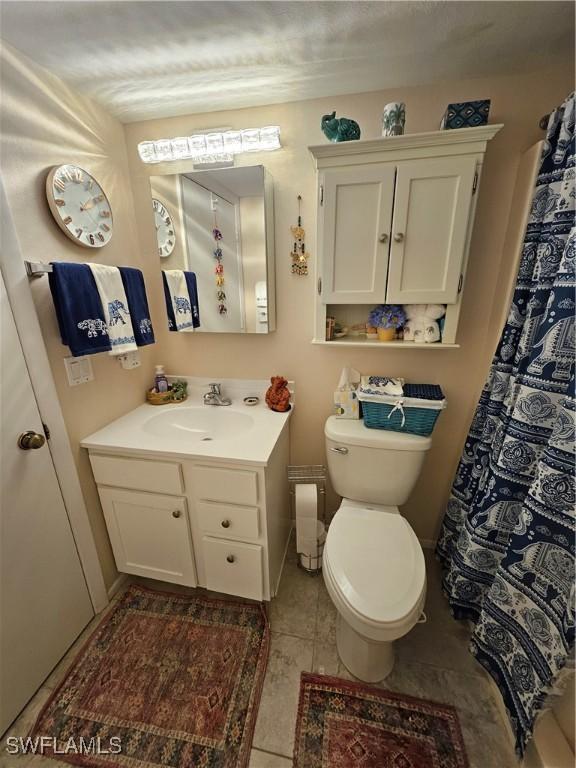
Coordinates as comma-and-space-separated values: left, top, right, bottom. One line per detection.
334, 389, 360, 419
440, 100, 490, 130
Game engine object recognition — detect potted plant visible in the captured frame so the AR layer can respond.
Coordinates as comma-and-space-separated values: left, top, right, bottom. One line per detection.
368, 304, 406, 342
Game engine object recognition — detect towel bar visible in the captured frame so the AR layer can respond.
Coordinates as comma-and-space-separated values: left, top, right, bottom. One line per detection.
24, 261, 53, 277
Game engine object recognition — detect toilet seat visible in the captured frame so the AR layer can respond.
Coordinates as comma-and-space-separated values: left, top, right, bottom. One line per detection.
323, 503, 426, 642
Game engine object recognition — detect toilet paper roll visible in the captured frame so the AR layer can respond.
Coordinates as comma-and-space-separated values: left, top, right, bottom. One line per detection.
295, 483, 318, 553
299, 521, 327, 557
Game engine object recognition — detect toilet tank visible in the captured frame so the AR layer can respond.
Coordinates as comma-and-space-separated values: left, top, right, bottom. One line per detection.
325, 416, 432, 506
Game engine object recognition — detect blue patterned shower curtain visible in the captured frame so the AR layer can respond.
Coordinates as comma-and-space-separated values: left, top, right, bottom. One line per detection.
437, 93, 575, 755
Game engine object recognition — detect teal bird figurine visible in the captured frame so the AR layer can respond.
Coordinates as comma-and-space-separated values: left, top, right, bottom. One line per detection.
321, 111, 361, 142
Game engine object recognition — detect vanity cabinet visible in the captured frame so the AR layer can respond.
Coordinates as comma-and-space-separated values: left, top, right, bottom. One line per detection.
87, 422, 290, 601
310, 125, 502, 345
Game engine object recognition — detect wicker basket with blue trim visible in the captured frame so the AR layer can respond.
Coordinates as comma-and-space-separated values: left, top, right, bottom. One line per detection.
358, 383, 446, 436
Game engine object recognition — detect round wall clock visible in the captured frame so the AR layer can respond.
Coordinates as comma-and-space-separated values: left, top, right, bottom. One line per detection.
46, 164, 113, 248
152, 198, 176, 258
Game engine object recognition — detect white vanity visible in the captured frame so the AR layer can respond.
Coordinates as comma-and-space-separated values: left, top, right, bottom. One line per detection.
81, 379, 292, 601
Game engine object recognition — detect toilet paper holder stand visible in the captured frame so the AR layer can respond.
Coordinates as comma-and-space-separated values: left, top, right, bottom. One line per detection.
287, 464, 327, 574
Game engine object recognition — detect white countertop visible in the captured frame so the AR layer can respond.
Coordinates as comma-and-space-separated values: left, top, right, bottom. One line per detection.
80, 377, 292, 466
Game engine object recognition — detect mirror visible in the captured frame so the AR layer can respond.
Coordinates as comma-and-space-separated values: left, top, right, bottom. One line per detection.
149, 165, 275, 333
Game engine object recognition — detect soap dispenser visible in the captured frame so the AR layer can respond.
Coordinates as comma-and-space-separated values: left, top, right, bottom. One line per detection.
154, 365, 169, 393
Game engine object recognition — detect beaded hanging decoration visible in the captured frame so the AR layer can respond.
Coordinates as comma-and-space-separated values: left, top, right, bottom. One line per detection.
212, 210, 227, 315
291, 195, 309, 275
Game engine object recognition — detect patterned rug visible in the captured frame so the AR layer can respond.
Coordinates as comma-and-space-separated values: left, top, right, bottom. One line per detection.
31, 585, 269, 767
294, 673, 469, 768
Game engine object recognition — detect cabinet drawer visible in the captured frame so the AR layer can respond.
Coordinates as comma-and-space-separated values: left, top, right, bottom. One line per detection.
90, 454, 183, 495
202, 537, 263, 600
192, 465, 258, 506
197, 501, 260, 540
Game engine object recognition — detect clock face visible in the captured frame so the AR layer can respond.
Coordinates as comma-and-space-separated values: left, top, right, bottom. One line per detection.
46, 165, 113, 248
152, 198, 176, 258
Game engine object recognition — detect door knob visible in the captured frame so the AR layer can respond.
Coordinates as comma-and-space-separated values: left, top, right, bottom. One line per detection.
18, 431, 45, 450
379, 233, 389, 243
221, 519, 231, 528
172, 510, 182, 518
226, 554, 236, 563
393, 232, 404, 242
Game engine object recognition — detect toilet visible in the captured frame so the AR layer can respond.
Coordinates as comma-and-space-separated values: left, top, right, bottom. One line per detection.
323, 416, 432, 682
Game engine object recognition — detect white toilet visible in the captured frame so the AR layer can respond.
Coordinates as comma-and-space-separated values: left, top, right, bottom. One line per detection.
323, 416, 432, 682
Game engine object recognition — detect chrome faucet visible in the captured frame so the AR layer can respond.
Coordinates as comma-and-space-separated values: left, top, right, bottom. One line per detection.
203, 383, 232, 406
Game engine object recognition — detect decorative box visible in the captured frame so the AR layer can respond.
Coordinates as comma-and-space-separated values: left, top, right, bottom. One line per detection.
440, 100, 490, 130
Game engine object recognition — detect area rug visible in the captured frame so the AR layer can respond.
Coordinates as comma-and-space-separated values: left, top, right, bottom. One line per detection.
293, 673, 469, 768
30, 584, 269, 767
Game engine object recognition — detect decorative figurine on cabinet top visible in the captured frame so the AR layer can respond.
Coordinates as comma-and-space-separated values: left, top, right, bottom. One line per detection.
321, 111, 361, 142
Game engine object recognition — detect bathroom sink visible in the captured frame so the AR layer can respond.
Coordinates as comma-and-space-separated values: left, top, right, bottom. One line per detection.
142, 406, 255, 443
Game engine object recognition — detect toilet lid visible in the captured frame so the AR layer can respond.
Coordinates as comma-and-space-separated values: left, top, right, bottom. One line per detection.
325, 506, 426, 625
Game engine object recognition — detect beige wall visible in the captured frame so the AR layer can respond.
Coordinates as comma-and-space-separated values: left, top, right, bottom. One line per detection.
0, 43, 163, 589
124, 64, 573, 541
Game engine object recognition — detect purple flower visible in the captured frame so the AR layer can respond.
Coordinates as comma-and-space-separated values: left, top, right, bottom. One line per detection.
368, 304, 406, 329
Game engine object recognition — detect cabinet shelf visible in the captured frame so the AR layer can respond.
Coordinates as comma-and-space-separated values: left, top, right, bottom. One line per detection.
312, 338, 459, 348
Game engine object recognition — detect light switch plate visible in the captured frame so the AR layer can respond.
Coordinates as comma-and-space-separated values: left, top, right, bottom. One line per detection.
117, 350, 141, 369
64, 355, 94, 386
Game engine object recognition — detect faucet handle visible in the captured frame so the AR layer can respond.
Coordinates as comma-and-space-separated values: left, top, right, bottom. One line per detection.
207, 383, 221, 395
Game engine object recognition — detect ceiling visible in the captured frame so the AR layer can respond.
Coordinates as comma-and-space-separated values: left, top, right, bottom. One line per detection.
1, 1, 573, 123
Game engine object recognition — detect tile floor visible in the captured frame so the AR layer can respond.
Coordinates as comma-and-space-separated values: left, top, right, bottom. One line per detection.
1, 541, 519, 768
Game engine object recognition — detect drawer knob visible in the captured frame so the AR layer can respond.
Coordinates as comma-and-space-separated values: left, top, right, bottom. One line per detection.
226, 554, 236, 564
379, 233, 388, 243
393, 232, 404, 242
172, 510, 182, 518
221, 519, 231, 528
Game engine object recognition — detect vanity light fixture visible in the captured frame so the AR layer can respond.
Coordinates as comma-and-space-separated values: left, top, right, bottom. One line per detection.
138, 126, 281, 164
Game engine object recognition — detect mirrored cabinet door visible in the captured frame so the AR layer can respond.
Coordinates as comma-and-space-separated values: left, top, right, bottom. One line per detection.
149, 165, 275, 334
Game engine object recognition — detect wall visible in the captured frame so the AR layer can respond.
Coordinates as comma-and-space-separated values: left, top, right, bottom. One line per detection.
124, 64, 574, 542
0, 43, 162, 590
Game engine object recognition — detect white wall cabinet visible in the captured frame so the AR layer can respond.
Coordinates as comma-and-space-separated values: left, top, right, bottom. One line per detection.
321, 165, 395, 303
310, 125, 502, 346
88, 423, 291, 601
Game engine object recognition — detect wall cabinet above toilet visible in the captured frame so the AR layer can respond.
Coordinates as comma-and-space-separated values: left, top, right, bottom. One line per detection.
309, 125, 502, 346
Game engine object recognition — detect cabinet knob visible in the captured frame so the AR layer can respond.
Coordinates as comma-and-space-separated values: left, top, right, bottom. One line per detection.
226, 554, 236, 564
393, 232, 404, 242
221, 519, 231, 528
172, 510, 182, 518
379, 233, 388, 243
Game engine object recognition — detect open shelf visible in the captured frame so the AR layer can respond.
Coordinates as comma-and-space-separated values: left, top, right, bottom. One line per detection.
312, 338, 459, 348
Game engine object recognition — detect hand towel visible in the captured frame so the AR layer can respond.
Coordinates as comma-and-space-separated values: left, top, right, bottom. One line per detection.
162, 271, 177, 332
358, 376, 405, 402
162, 270, 195, 331
184, 271, 201, 328
119, 267, 155, 347
88, 264, 137, 355
48, 262, 111, 357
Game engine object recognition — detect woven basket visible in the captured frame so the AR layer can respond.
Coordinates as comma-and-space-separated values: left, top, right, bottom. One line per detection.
359, 383, 446, 437
146, 388, 188, 406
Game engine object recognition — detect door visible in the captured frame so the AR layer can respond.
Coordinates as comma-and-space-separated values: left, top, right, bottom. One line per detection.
1, 272, 93, 734
386, 156, 477, 304
320, 165, 395, 303
99, 488, 197, 587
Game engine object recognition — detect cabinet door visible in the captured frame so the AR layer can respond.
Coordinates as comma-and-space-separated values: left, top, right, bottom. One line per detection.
386, 156, 477, 304
320, 165, 395, 303
99, 488, 197, 586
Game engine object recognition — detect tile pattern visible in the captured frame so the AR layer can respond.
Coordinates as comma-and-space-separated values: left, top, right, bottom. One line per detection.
1, 544, 519, 768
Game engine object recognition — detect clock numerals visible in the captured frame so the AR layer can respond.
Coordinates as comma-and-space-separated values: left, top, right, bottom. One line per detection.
55, 198, 66, 207
100, 210, 111, 219
75, 228, 83, 239
93, 194, 104, 204
54, 177, 66, 193
63, 216, 72, 225
97, 232, 105, 242
100, 223, 110, 232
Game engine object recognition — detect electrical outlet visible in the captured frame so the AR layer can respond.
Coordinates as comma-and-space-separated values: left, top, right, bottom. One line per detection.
117, 351, 141, 370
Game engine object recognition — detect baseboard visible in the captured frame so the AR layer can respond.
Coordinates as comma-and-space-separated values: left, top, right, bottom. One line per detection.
106, 573, 128, 604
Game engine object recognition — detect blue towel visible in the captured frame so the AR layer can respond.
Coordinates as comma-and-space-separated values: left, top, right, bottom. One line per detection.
184, 271, 201, 328
163, 271, 201, 331
119, 267, 155, 346
49, 262, 111, 356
